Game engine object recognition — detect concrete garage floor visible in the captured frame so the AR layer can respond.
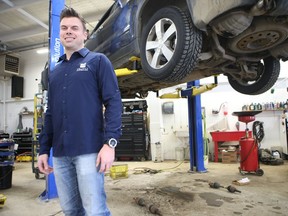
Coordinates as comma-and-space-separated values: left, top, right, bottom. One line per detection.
0, 160, 287, 216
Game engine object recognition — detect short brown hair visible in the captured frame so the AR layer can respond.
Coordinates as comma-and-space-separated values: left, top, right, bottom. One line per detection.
60, 7, 86, 30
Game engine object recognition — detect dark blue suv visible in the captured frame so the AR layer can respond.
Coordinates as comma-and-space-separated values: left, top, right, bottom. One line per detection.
85, 0, 288, 98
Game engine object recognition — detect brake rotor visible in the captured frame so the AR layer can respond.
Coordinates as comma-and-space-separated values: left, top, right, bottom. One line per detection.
228, 17, 288, 54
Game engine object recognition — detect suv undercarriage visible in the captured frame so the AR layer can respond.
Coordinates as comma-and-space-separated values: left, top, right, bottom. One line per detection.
85, 0, 288, 98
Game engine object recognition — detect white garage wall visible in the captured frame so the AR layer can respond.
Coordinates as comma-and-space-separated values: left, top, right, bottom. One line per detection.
0, 49, 47, 134
148, 69, 287, 160
201, 79, 286, 158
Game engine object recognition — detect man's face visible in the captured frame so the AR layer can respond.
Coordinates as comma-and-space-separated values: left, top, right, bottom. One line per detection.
60, 17, 87, 51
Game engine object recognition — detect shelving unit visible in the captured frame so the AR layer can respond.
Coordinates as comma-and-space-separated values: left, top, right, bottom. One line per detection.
116, 100, 149, 161
12, 108, 34, 159
32, 93, 45, 178
242, 100, 287, 112
12, 131, 33, 156
33, 93, 44, 140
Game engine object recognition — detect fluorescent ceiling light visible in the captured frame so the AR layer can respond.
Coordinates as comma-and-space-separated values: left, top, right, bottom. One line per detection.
36, 48, 48, 54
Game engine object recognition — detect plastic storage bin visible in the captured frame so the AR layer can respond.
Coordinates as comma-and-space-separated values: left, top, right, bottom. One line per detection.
109, 164, 128, 180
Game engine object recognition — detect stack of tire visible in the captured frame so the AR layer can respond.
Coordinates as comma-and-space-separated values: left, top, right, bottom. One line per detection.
258, 148, 284, 166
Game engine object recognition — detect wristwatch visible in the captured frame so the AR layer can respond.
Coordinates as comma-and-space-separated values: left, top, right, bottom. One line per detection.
105, 138, 118, 148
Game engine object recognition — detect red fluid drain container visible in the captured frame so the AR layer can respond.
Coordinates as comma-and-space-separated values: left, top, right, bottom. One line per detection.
240, 138, 258, 172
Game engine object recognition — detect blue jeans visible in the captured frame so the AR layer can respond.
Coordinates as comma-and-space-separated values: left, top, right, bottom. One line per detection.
53, 153, 111, 216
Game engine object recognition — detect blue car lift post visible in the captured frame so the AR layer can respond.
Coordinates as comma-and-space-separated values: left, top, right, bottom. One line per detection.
181, 78, 217, 172
39, 0, 64, 201
160, 77, 217, 172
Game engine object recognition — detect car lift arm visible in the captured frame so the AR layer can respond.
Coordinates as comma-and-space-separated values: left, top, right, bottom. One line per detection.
115, 56, 140, 77
160, 76, 218, 98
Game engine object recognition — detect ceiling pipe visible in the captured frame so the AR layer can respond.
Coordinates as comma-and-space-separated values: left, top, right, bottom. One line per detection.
0, 42, 48, 56
0, 76, 10, 133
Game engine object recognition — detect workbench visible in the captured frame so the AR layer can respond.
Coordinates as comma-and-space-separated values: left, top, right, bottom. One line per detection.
210, 131, 252, 162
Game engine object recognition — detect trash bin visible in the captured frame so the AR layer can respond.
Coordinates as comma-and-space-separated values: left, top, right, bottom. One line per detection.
0, 139, 15, 190
0, 165, 13, 189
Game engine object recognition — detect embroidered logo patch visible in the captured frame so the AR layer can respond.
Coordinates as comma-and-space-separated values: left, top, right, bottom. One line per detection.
77, 62, 88, 71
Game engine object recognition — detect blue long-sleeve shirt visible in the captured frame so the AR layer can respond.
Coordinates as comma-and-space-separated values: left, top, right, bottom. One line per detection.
39, 48, 122, 157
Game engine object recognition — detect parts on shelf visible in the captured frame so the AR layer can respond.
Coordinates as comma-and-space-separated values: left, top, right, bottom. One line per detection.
0, 139, 15, 165
123, 100, 148, 113
0, 133, 9, 139
242, 100, 288, 111
11, 131, 33, 156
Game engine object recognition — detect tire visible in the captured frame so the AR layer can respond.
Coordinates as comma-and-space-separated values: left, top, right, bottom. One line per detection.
140, 6, 202, 82
228, 57, 280, 95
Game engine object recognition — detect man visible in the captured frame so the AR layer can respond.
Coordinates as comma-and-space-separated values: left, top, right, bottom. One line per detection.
38, 7, 122, 216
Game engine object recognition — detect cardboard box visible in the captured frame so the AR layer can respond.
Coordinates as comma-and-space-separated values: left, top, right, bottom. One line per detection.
222, 151, 237, 163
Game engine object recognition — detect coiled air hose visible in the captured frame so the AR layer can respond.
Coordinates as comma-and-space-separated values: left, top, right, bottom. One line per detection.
252, 121, 265, 143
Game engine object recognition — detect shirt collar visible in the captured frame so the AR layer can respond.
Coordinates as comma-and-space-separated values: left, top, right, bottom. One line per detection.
58, 48, 90, 62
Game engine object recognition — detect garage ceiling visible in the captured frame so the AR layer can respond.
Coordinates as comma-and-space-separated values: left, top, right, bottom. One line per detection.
0, 0, 114, 55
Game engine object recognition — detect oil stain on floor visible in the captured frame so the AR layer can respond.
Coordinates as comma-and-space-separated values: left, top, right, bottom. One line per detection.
199, 192, 234, 207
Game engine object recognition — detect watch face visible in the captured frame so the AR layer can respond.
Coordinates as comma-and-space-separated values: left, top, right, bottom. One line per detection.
108, 138, 117, 148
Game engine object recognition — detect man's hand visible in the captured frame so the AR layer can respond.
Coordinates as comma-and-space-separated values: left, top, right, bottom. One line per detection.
96, 144, 115, 173
37, 154, 53, 175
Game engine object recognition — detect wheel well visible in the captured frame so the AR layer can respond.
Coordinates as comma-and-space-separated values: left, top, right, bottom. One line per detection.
138, 0, 187, 40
